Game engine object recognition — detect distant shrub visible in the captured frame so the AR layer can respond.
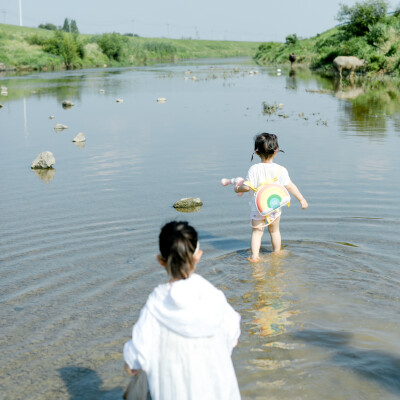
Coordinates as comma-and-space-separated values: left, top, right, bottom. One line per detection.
367, 22, 390, 46
96, 33, 127, 61
337, 0, 388, 36
285, 34, 298, 45
340, 36, 372, 59
38, 23, 57, 31
367, 52, 388, 71
27, 34, 47, 46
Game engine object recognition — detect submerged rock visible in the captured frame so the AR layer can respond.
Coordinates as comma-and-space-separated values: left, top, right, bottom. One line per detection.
0, 104, 3, 109
49, 115, 55, 119
173, 197, 203, 209
62, 100, 74, 108
72, 132, 86, 142
157, 97, 167, 103
31, 151, 55, 169
116, 98, 124, 103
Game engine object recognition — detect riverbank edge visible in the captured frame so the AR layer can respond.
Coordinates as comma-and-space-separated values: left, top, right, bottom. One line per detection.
0, 24, 261, 74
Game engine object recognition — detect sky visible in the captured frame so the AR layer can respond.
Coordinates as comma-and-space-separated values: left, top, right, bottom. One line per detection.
0, 0, 397, 42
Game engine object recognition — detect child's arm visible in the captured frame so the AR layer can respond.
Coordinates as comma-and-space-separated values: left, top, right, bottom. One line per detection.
285, 182, 308, 209
234, 182, 250, 193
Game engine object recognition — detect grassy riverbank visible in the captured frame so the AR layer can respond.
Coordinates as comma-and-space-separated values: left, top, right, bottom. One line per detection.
0, 24, 260, 72
254, 13, 400, 77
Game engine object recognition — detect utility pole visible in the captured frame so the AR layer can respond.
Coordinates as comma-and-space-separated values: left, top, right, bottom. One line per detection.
1, 9, 6, 24
19, 0, 22, 26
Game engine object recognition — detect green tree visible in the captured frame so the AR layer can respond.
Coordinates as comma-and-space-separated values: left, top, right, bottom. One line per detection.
44, 31, 81, 69
285, 33, 298, 45
70, 20, 79, 34
62, 18, 70, 32
97, 33, 126, 61
337, 0, 388, 36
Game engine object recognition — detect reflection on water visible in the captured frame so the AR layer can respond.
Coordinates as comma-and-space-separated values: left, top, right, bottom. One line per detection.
33, 168, 56, 183
249, 252, 296, 338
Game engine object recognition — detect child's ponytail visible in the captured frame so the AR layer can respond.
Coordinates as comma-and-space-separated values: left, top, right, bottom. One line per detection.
159, 221, 198, 280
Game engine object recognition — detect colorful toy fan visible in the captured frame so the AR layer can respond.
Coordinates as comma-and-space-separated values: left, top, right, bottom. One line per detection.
255, 183, 291, 216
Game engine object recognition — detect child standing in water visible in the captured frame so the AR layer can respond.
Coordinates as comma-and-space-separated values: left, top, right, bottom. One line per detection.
123, 221, 241, 400
235, 133, 308, 260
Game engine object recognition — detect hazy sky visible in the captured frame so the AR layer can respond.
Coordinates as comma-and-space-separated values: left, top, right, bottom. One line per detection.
1, 0, 397, 42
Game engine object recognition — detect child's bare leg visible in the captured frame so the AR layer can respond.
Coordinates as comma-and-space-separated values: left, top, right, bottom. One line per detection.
268, 217, 281, 252
251, 219, 265, 260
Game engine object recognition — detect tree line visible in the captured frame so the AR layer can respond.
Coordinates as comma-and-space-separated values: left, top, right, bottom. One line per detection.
38, 18, 79, 34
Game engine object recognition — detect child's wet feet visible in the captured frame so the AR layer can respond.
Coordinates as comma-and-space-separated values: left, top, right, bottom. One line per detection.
248, 257, 260, 263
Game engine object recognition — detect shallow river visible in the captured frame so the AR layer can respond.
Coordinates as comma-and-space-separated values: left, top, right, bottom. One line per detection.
1, 59, 400, 399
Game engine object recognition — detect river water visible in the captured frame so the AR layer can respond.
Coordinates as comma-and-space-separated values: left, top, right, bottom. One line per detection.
1, 59, 400, 399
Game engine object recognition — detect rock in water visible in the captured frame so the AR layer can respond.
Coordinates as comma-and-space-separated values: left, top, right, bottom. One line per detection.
72, 132, 86, 142
31, 151, 55, 169
54, 123, 68, 131
173, 197, 203, 208
62, 100, 74, 108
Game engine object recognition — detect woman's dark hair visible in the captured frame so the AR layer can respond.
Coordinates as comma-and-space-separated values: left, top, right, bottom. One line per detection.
159, 221, 198, 280
251, 133, 283, 161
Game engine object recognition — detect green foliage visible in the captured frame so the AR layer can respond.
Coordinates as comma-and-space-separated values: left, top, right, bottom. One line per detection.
43, 31, 83, 69
386, 41, 399, 56
38, 23, 57, 31
340, 36, 371, 58
1, 24, 259, 71
62, 18, 69, 32
27, 34, 47, 46
62, 18, 79, 34
96, 33, 127, 61
285, 34, 298, 45
143, 41, 177, 55
337, 0, 388, 36
366, 52, 388, 71
70, 20, 79, 34
367, 22, 389, 46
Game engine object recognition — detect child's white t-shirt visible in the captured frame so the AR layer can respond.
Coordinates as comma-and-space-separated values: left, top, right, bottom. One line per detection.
246, 162, 291, 217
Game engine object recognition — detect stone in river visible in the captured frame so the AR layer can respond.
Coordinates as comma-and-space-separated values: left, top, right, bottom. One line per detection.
62, 100, 74, 108
173, 197, 203, 208
54, 123, 68, 131
31, 151, 55, 169
72, 132, 86, 142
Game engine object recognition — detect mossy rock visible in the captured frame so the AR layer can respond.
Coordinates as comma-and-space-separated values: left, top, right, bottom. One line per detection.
173, 197, 203, 209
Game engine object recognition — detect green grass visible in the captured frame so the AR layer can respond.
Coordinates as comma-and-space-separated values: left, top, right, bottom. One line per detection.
0, 24, 260, 72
